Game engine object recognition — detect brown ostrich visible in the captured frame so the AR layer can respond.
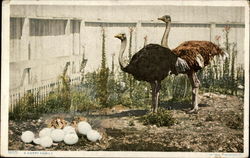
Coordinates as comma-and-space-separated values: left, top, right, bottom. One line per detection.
158, 15, 226, 113
114, 33, 190, 113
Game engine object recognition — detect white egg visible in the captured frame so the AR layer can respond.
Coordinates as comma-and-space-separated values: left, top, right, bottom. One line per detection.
33, 138, 41, 145
40, 136, 53, 148
86, 130, 101, 142
39, 128, 53, 138
21, 131, 35, 143
63, 126, 76, 134
64, 133, 79, 145
77, 121, 92, 135
50, 129, 64, 142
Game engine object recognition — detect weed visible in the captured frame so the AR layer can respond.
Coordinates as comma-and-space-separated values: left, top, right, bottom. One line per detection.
141, 108, 176, 127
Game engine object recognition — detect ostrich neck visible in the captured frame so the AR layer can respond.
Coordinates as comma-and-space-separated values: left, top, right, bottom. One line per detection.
161, 22, 171, 48
118, 38, 128, 69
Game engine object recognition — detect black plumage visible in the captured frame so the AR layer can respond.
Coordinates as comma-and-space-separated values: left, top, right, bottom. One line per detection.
123, 44, 177, 82
115, 33, 179, 113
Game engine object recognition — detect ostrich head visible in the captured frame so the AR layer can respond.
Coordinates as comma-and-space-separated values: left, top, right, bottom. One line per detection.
114, 33, 127, 41
158, 15, 171, 23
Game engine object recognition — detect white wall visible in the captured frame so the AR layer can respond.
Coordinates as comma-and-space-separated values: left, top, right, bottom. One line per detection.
9, 5, 245, 90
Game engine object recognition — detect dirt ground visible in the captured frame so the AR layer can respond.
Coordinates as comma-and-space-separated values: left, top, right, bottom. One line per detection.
8, 92, 244, 152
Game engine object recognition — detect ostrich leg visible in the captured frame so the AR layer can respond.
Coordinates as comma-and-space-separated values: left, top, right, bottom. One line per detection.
150, 82, 158, 113
150, 82, 156, 112
150, 81, 161, 113
187, 72, 200, 113
154, 81, 161, 113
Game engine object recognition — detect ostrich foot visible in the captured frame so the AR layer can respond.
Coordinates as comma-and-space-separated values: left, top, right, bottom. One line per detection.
149, 108, 157, 113
187, 106, 199, 114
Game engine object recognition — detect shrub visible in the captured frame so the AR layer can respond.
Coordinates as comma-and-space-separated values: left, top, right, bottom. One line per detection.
71, 91, 100, 112
9, 92, 39, 120
38, 92, 69, 113
141, 108, 176, 127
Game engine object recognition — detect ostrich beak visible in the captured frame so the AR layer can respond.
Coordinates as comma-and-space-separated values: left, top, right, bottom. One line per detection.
157, 17, 164, 21
114, 34, 121, 38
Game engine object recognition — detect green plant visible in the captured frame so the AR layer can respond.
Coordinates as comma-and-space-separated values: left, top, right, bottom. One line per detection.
59, 62, 71, 111
96, 27, 109, 107
38, 91, 70, 113
80, 45, 88, 84
141, 108, 176, 127
71, 91, 100, 112
9, 92, 39, 120
196, 25, 244, 97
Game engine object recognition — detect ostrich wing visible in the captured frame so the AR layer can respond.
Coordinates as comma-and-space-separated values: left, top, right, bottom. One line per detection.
124, 44, 178, 82
174, 57, 190, 74
172, 41, 225, 72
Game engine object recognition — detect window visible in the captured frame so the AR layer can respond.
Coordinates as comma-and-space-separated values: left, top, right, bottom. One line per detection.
70, 20, 81, 34
30, 19, 67, 36
10, 18, 24, 39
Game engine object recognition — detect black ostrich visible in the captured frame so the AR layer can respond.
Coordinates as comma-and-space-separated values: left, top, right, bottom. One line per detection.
114, 33, 190, 113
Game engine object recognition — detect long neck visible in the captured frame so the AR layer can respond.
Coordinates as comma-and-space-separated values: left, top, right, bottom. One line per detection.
161, 22, 171, 48
118, 38, 127, 70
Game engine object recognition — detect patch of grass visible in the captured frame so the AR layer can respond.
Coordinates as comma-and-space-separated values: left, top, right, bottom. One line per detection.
9, 93, 39, 120
71, 91, 100, 112
141, 108, 176, 127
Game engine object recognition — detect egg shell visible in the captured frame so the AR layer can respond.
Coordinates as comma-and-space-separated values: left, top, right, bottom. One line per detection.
64, 133, 79, 145
33, 138, 41, 145
63, 126, 76, 134
77, 121, 92, 135
39, 128, 53, 138
50, 129, 65, 142
40, 136, 53, 148
21, 131, 35, 143
86, 130, 101, 142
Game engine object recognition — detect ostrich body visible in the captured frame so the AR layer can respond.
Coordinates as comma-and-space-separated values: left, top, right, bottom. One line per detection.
158, 15, 225, 113
115, 33, 184, 113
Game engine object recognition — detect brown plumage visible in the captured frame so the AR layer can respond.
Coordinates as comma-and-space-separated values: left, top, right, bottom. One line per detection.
172, 41, 225, 72
158, 15, 226, 113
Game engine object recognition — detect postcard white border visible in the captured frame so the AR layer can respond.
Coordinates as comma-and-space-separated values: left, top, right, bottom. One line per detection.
1, 0, 249, 157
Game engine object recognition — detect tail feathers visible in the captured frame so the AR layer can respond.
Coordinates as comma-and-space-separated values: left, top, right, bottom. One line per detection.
222, 51, 229, 60
175, 57, 190, 74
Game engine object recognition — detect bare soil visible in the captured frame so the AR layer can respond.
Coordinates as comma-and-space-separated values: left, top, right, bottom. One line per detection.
8, 92, 244, 152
